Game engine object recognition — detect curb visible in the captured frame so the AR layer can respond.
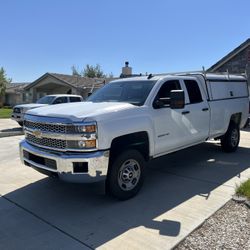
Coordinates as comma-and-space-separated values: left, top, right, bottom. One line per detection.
0, 130, 24, 138
172, 199, 232, 249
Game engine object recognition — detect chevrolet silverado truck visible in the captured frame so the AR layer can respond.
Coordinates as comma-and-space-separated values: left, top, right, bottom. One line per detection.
19, 73, 249, 200
12, 94, 83, 126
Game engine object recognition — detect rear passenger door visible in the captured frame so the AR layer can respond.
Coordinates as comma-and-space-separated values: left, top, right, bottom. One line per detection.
181, 79, 210, 144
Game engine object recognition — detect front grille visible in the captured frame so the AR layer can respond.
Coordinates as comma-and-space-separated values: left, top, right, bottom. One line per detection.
24, 120, 68, 133
14, 107, 21, 113
27, 133, 66, 149
24, 117, 96, 152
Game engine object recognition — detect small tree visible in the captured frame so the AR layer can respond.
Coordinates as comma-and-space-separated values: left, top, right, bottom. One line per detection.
0, 67, 11, 106
71, 65, 81, 76
71, 64, 106, 78
83, 64, 105, 78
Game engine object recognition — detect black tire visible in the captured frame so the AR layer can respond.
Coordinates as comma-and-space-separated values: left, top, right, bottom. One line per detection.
18, 121, 23, 126
106, 149, 145, 200
221, 123, 240, 152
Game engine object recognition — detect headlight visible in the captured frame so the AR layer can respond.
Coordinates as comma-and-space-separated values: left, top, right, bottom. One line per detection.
74, 122, 97, 150
77, 124, 96, 133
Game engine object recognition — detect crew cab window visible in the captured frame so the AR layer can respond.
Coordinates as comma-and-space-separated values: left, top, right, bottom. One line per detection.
69, 96, 82, 102
184, 80, 203, 104
155, 80, 181, 106
53, 97, 68, 104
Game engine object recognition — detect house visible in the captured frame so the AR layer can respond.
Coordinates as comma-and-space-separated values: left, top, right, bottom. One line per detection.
207, 38, 250, 85
4, 73, 116, 106
22, 72, 115, 103
4, 62, 135, 106
4, 82, 30, 107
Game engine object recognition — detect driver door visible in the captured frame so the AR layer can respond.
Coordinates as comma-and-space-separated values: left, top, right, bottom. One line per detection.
151, 79, 190, 156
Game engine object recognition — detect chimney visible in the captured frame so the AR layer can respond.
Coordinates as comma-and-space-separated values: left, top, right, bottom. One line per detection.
122, 61, 132, 76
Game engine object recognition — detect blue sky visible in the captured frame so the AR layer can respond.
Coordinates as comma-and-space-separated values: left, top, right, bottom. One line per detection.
1, 0, 250, 82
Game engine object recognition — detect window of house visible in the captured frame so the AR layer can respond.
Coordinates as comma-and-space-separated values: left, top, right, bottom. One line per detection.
184, 80, 203, 104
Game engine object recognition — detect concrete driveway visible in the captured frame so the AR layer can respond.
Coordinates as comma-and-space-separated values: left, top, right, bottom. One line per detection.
0, 132, 250, 250
0, 119, 23, 137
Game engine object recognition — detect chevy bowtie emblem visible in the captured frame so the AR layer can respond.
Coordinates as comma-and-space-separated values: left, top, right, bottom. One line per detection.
32, 129, 42, 138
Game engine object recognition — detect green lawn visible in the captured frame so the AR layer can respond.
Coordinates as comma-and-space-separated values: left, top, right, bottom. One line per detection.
236, 179, 250, 199
0, 108, 12, 118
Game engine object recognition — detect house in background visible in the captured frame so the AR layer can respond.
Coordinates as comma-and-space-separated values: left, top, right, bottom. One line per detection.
21, 73, 114, 103
207, 38, 250, 85
4, 62, 136, 106
4, 73, 116, 106
4, 82, 30, 107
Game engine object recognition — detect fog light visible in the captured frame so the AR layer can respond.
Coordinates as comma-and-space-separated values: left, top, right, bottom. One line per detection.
73, 162, 88, 173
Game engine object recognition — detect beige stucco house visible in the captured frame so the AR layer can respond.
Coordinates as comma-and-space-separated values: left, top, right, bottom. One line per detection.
4, 73, 115, 106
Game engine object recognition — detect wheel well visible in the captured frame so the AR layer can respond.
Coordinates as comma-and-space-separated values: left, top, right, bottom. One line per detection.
230, 113, 241, 126
110, 132, 150, 161
214, 113, 242, 140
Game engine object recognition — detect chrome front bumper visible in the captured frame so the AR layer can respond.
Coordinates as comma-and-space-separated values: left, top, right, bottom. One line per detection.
19, 140, 109, 183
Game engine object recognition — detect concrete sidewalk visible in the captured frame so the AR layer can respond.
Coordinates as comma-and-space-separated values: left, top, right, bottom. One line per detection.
0, 119, 24, 137
0, 132, 250, 249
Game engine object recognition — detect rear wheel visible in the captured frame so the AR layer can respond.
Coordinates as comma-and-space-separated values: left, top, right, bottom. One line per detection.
221, 123, 240, 152
106, 149, 145, 200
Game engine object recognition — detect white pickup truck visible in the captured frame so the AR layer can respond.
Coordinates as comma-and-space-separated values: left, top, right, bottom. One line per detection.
19, 73, 249, 200
12, 94, 83, 126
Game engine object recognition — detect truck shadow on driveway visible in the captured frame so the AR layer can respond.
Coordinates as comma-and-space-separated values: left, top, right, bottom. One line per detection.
3, 142, 250, 249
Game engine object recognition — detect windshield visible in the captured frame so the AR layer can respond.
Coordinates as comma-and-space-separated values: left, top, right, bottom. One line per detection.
87, 80, 156, 106
36, 96, 55, 104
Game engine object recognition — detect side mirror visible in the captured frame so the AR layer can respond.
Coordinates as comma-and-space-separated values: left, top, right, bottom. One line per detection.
88, 92, 92, 97
170, 90, 185, 109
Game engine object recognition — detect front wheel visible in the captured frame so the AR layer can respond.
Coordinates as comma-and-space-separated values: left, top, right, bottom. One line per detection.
106, 150, 145, 200
221, 123, 240, 152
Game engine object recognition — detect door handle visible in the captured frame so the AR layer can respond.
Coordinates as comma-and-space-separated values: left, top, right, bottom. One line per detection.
182, 111, 190, 115
202, 108, 209, 111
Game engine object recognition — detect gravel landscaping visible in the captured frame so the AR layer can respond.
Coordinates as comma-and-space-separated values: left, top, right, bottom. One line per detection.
175, 200, 250, 250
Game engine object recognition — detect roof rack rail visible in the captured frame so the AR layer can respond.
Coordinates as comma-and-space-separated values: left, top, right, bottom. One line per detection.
151, 69, 247, 78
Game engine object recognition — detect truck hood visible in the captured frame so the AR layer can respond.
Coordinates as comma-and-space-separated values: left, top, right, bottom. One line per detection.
26, 102, 138, 122
15, 103, 48, 109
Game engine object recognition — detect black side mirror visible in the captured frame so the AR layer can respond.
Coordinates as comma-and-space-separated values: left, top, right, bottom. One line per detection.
88, 92, 92, 97
170, 90, 185, 109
